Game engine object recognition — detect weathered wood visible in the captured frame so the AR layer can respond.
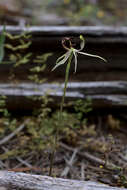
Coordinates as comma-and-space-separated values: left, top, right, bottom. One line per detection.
0, 26, 127, 111
1, 26, 127, 55
0, 66, 127, 83
0, 171, 126, 190
0, 26, 127, 82
1, 26, 127, 40
0, 81, 127, 111
1, 81, 127, 95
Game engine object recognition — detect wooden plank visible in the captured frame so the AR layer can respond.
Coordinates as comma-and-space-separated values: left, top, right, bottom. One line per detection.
0, 26, 126, 82
1, 81, 127, 95
0, 26, 126, 111
1, 26, 127, 39
0, 171, 126, 190
1, 81, 127, 111
2, 26, 127, 51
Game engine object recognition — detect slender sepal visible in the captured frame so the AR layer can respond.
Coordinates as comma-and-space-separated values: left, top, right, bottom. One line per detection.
52, 50, 72, 71
78, 51, 107, 62
73, 50, 78, 73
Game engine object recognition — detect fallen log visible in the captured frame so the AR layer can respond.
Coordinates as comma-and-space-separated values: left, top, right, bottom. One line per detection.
0, 171, 126, 190
0, 81, 127, 111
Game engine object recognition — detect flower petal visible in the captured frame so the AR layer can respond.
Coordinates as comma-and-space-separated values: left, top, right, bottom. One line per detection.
79, 35, 85, 51
56, 53, 66, 64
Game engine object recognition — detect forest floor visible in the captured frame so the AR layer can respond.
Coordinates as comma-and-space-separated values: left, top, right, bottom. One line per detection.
0, 111, 127, 188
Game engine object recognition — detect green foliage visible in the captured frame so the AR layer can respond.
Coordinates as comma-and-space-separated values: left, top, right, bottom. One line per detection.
0, 105, 87, 160
0, 29, 54, 159
25, 109, 80, 152
32, 95, 52, 119
0, 26, 5, 63
0, 96, 9, 117
3, 31, 53, 82
29, 53, 52, 83
5, 32, 31, 40
5, 41, 32, 51
5, 32, 32, 67
5, 31, 52, 68
74, 98, 92, 121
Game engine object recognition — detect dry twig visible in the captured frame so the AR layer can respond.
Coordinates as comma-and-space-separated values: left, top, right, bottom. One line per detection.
81, 162, 86, 180
61, 148, 78, 177
0, 119, 29, 145
60, 142, 116, 169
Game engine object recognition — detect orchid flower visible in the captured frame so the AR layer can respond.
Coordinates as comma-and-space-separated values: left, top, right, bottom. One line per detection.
49, 35, 106, 176
52, 35, 106, 72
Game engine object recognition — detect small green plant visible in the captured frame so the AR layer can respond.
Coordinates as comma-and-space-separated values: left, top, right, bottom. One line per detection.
49, 35, 106, 176
5, 31, 32, 67
74, 98, 92, 122
29, 53, 52, 83
0, 96, 9, 117
4, 31, 53, 82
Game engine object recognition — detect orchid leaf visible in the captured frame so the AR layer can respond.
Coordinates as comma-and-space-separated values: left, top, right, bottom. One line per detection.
78, 51, 107, 62
0, 26, 6, 63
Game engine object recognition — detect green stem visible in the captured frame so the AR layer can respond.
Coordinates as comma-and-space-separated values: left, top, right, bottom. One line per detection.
49, 52, 73, 176
60, 53, 73, 113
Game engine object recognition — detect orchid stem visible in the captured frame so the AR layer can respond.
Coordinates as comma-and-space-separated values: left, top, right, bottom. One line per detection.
49, 52, 73, 176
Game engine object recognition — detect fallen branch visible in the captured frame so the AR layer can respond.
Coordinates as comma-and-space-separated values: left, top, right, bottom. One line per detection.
0, 171, 126, 190
61, 148, 78, 177
60, 142, 116, 169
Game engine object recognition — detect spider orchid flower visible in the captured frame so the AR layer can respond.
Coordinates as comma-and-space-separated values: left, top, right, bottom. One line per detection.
52, 35, 107, 72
